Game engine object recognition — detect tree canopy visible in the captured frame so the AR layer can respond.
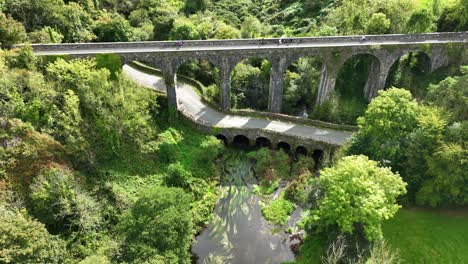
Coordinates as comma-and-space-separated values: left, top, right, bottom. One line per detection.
311, 155, 407, 241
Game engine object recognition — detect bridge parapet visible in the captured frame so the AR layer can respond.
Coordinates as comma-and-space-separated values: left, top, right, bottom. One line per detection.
24, 32, 468, 53
22, 32, 467, 114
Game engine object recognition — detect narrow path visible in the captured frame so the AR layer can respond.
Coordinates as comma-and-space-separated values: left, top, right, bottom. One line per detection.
123, 65, 353, 146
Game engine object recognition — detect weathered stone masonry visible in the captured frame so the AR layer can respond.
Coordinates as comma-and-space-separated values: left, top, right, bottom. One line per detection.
25, 32, 466, 154
28, 32, 467, 114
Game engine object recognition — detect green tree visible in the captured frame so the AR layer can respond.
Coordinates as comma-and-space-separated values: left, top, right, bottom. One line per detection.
30, 167, 102, 233
164, 162, 191, 188
427, 66, 468, 121
184, 0, 206, 14
129, 9, 150, 27
348, 88, 420, 169
169, 17, 200, 40
150, 128, 183, 165
282, 58, 321, 115
0, 206, 69, 263
231, 61, 269, 110
323, 0, 417, 34
417, 143, 468, 206
119, 187, 193, 263
94, 12, 133, 42
4, 0, 64, 31
58, 2, 95, 43
311, 155, 407, 241
406, 8, 435, 33
214, 22, 241, 39
403, 106, 447, 201
136, 0, 181, 40
52, 89, 89, 163
46, 58, 158, 158
437, 0, 468, 31
28, 26, 64, 43
366, 13, 391, 34
241, 16, 263, 38
192, 135, 224, 178
0, 12, 26, 48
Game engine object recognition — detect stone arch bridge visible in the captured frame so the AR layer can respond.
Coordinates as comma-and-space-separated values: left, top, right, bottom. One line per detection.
26, 32, 468, 154
28, 32, 467, 113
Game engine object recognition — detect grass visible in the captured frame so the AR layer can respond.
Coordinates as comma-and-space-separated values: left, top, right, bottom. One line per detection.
293, 208, 468, 263
382, 208, 468, 263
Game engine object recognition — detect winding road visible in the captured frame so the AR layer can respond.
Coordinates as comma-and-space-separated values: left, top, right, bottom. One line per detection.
123, 65, 353, 146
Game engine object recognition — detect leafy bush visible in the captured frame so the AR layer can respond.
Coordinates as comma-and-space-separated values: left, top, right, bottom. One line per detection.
0, 118, 68, 191
348, 88, 420, 171
249, 148, 290, 194
427, 66, 468, 122
261, 192, 295, 226
0, 206, 69, 263
151, 128, 183, 165
0, 13, 26, 48
292, 155, 315, 176
285, 173, 311, 205
30, 167, 102, 233
95, 54, 122, 80
119, 187, 193, 263
164, 162, 192, 188
192, 135, 224, 178
311, 155, 407, 241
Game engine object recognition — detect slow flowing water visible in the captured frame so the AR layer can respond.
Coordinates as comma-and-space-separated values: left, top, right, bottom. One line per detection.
192, 152, 296, 264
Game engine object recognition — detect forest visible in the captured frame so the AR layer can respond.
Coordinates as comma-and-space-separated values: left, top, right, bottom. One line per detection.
0, 0, 467, 263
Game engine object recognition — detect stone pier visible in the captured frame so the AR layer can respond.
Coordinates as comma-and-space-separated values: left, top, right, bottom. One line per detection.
27, 32, 466, 113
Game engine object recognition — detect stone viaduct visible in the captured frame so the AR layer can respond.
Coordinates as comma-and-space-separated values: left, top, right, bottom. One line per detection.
28, 32, 468, 114
25, 32, 467, 156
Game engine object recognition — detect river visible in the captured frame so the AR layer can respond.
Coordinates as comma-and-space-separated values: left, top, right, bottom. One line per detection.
192, 151, 300, 264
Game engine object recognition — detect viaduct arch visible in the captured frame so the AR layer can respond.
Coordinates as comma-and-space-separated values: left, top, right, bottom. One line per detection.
24, 32, 467, 152
26, 32, 467, 113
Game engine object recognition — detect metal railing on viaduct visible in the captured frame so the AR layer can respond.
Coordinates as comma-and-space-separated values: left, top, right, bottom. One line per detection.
25, 32, 468, 113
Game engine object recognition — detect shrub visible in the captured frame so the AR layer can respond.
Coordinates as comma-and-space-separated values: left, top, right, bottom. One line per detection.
285, 173, 311, 205
29, 167, 101, 233
0, 206, 69, 263
261, 192, 295, 226
292, 155, 315, 176
119, 187, 193, 263
164, 162, 191, 189
153, 128, 183, 165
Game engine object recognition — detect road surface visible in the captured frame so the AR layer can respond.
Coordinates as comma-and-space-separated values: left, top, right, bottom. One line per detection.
123, 65, 353, 146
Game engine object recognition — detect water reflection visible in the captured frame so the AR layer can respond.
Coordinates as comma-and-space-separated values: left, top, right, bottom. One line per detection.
192, 152, 295, 264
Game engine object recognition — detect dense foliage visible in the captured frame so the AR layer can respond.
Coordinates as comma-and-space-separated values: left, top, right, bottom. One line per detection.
348, 86, 467, 206
0, 0, 467, 263
0, 49, 223, 262
248, 147, 290, 194
0, 204, 69, 263
119, 187, 193, 263
1, 0, 465, 124
311, 155, 407, 241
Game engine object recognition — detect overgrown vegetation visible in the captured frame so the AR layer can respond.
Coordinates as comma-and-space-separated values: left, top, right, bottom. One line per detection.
347, 86, 467, 206
2, 0, 465, 125
0, 49, 224, 263
1, 0, 467, 263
